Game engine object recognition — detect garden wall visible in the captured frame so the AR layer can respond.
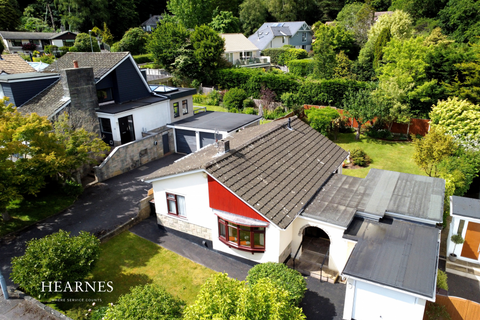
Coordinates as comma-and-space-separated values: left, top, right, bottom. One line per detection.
423, 295, 480, 320
304, 105, 430, 136
94, 127, 174, 182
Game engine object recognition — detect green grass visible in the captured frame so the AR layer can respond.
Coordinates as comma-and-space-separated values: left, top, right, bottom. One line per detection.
335, 132, 425, 178
194, 104, 228, 112
0, 193, 77, 237
51, 231, 216, 319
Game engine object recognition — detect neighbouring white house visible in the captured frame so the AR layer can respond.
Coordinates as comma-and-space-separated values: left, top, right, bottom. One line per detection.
0, 31, 77, 53
143, 117, 445, 320
220, 33, 270, 68
248, 21, 313, 51
446, 196, 480, 280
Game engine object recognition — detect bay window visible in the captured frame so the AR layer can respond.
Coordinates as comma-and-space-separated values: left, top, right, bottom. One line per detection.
218, 218, 265, 252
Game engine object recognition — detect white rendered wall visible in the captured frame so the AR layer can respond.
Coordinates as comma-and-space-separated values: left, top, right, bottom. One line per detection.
292, 216, 351, 273
344, 279, 426, 320
271, 37, 287, 49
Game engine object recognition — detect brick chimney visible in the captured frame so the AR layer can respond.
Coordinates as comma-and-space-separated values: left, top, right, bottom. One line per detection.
60, 66, 100, 136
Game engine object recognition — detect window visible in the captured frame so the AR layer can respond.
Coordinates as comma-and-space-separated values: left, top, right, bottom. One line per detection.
241, 51, 252, 60
99, 118, 112, 133
0, 85, 4, 99
302, 32, 307, 42
11, 40, 22, 47
218, 218, 265, 252
166, 193, 186, 217
97, 88, 113, 103
173, 102, 179, 118
29, 40, 40, 45
182, 99, 188, 114
282, 37, 285, 44
64, 39, 75, 47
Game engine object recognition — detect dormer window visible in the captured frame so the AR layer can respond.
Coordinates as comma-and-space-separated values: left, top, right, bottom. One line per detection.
97, 88, 113, 103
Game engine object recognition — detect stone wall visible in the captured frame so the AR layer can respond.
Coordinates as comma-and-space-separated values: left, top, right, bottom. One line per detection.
94, 127, 174, 182
157, 214, 212, 241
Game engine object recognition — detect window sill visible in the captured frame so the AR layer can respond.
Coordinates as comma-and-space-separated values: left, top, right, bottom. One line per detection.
167, 213, 187, 220
219, 237, 264, 253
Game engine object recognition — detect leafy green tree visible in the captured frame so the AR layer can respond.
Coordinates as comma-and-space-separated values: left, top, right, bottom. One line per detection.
246, 262, 307, 306
105, 0, 139, 39
147, 17, 190, 73
412, 127, 457, 177
167, 0, 214, 29
439, 0, 480, 43
313, 30, 336, 79
223, 88, 248, 110
92, 23, 115, 46
334, 51, 354, 79
239, 0, 268, 36
54, 0, 108, 32
190, 25, 225, 83
373, 27, 391, 68
103, 284, 185, 320
20, 17, 54, 32
10, 230, 100, 299
343, 88, 376, 140
430, 97, 480, 141
183, 273, 306, 320
111, 27, 149, 55
335, 2, 364, 32
209, 11, 240, 33
390, 0, 448, 20
71, 33, 100, 52
438, 148, 480, 196
0, 0, 20, 30
266, 0, 297, 22
313, 22, 359, 60
305, 107, 341, 136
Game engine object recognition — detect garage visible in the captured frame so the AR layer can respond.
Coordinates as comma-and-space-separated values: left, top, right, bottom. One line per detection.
175, 129, 196, 154
200, 132, 216, 148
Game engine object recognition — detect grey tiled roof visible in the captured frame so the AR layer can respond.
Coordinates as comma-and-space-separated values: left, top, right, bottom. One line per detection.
0, 31, 75, 40
145, 117, 348, 229
248, 21, 311, 51
42, 52, 129, 80
19, 80, 69, 117
0, 54, 35, 74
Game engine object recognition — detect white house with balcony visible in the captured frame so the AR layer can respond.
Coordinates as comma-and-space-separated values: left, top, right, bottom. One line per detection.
220, 33, 270, 68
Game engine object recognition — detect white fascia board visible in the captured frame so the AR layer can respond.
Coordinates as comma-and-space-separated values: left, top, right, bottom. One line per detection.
167, 125, 228, 135
4, 75, 60, 83
143, 169, 205, 183
342, 275, 435, 302
450, 213, 480, 223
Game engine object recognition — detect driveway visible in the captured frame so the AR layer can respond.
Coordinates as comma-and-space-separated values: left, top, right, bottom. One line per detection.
0, 154, 183, 287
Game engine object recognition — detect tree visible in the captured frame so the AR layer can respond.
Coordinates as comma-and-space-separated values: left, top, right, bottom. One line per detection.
92, 23, 114, 46
239, 0, 268, 36
305, 107, 341, 136
111, 27, 149, 55
223, 88, 247, 111
266, 0, 297, 22
390, 0, 448, 20
209, 11, 241, 34
103, 284, 185, 320
412, 127, 457, 177
54, 0, 108, 32
334, 51, 354, 79
0, 0, 20, 30
429, 97, 480, 141
10, 230, 100, 299
105, 0, 139, 39
167, 0, 214, 29
439, 0, 480, 43
313, 30, 336, 79
313, 22, 359, 60
189, 25, 225, 83
20, 17, 54, 32
71, 33, 100, 52
373, 27, 391, 68
183, 273, 306, 320
147, 17, 190, 73
343, 88, 376, 140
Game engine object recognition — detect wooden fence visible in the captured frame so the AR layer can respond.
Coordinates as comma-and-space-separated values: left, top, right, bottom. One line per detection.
424, 295, 480, 320
304, 105, 430, 136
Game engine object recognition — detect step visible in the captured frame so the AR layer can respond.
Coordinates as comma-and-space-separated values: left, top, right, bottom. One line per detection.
446, 259, 480, 281
286, 259, 338, 283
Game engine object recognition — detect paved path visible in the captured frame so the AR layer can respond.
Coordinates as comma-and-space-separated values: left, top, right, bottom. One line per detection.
0, 154, 183, 287
130, 217, 346, 320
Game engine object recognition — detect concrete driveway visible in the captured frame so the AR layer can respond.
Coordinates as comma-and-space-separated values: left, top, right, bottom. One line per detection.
0, 154, 183, 287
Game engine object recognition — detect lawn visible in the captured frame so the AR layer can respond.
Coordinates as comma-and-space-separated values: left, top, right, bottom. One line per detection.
0, 193, 77, 237
51, 231, 216, 319
335, 133, 425, 178
194, 104, 228, 112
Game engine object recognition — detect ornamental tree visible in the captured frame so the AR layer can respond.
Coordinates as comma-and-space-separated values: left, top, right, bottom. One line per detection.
305, 107, 340, 137
111, 27, 149, 55
190, 25, 225, 82
167, 0, 215, 29
343, 88, 377, 140
103, 284, 185, 320
10, 230, 100, 299
71, 33, 100, 52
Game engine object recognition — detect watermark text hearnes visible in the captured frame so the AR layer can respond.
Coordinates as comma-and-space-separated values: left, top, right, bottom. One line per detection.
41, 281, 114, 293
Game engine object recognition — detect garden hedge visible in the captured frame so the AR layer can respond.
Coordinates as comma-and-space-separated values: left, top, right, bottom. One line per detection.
287, 59, 315, 77
262, 47, 308, 65
133, 53, 154, 64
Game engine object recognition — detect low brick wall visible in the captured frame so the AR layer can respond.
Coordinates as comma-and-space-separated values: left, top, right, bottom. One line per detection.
94, 128, 174, 182
157, 214, 212, 241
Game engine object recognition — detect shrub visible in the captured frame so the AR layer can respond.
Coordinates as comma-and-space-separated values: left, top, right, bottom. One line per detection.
287, 59, 315, 77
206, 90, 221, 106
243, 98, 255, 109
133, 53, 154, 64
437, 269, 448, 291
21, 42, 36, 51
59, 46, 69, 56
349, 148, 371, 166
425, 302, 451, 320
62, 180, 83, 197
243, 107, 257, 115
103, 284, 185, 320
193, 94, 207, 104
10, 230, 100, 299
263, 106, 287, 120
37, 54, 54, 64
246, 262, 307, 306
305, 107, 340, 136
44, 45, 58, 54
262, 47, 307, 65
72, 33, 100, 52
69, 46, 79, 52
223, 88, 247, 110
115, 28, 149, 55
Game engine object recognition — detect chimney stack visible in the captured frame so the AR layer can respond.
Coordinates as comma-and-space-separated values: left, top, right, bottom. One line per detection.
73, 60, 79, 68
217, 140, 230, 154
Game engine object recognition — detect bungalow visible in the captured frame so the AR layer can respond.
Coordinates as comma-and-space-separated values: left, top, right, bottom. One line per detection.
248, 21, 313, 51
220, 33, 270, 68
143, 117, 445, 320
0, 31, 77, 53
0, 53, 36, 75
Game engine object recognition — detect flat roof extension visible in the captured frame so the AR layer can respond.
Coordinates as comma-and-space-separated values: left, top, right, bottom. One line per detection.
168, 111, 262, 133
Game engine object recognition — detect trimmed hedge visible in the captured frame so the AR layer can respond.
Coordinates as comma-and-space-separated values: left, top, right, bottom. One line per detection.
262, 47, 308, 65
133, 53, 154, 64
287, 59, 315, 77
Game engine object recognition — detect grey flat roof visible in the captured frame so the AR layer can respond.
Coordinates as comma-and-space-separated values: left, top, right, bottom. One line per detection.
97, 96, 167, 114
168, 111, 262, 132
343, 217, 440, 299
302, 174, 364, 228
0, 72, 59, 82
156, 87, 196, 100
451, 196, 480, 220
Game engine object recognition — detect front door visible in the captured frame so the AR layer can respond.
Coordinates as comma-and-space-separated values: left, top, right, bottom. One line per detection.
119, 115, 135, 144
461, 221, 480, 260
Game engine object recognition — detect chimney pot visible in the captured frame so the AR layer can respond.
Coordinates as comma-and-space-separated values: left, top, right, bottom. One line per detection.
73, 60, 78, 68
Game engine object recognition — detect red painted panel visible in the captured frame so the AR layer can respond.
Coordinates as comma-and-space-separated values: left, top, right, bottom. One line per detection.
208, 175, 268, 222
